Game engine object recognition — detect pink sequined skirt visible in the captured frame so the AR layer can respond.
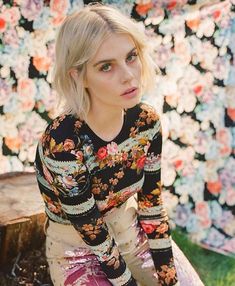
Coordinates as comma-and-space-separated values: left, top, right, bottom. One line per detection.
45, 197, 204, 286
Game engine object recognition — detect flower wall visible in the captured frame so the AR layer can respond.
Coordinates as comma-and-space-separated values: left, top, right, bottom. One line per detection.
0, 0, 234, 256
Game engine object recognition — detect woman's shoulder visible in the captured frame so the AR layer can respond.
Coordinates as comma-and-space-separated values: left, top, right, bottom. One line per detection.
38, 113, 84, 157
129, 101, 160, 127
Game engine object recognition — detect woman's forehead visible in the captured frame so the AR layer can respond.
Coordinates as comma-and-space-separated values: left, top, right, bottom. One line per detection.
90, 34, 136, 64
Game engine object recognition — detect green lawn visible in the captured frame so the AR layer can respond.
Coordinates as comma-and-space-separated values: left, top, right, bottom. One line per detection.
172, 229, 235, 286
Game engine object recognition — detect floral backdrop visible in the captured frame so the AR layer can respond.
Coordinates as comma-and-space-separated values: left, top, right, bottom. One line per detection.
0, 0, 234, 256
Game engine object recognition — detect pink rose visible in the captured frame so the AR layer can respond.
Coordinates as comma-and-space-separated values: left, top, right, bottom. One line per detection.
195, 201, 210, 218
107, 142, 118, 155
216, 128, 232, 156
17, 79, 36, 111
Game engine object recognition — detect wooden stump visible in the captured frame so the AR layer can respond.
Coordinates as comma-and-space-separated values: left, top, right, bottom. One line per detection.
0, 172, 46, 268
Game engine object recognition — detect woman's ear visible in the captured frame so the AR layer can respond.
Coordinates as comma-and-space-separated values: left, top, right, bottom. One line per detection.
69, 69, 79, 81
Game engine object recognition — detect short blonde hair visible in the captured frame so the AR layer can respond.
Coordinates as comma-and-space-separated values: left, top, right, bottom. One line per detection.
53, 3, 157, 120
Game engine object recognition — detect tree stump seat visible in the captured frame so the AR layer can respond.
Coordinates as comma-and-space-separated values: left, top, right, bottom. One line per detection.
0, 172, 45, 267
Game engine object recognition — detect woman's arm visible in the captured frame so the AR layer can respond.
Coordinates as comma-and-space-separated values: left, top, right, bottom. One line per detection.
137, 116, 179, 286
36, 136, 138, 286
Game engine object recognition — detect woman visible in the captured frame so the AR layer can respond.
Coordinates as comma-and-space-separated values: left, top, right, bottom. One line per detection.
34, 3, 204, 286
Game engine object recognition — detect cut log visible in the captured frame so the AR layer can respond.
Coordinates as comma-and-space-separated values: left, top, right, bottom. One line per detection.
0, 172, 46, 268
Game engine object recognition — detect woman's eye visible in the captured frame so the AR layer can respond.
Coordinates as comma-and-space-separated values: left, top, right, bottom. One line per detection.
100, 63, 111, 72
127, 52, 138, 62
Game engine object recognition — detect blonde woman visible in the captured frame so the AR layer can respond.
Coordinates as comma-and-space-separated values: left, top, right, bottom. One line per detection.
34, 3, 204, 286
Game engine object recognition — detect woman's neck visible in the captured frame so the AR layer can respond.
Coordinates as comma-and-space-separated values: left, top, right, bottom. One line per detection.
86, 105, 125, 142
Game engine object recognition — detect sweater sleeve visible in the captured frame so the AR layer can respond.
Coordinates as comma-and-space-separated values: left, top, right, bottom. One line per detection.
137, 118, 179, 286
37, 139, 137, 286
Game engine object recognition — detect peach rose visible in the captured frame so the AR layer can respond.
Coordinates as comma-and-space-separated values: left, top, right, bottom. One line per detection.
207, 180, 222, 195
50, 0, 69, 15
136, 2, 153, 16
5, 137, 22, 152
157, 223, 169, 234
186, 18, 200, 30
227, 108, 235, 121
63, 139, 75, 151
33, 56, 51, 73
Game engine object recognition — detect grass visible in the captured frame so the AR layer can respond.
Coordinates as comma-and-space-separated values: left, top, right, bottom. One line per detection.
172, 229, 235, 286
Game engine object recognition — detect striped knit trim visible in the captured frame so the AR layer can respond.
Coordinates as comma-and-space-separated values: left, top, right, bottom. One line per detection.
45, 207, 70, 224
144, 155, 161, 172
89, 238, 113, 259
61, 196, 95, 215
149, 237, 172, 249
109, 267, 132, 286
38, 143, 86, 175
37, 173, 52, 189
137, 205, 162, 217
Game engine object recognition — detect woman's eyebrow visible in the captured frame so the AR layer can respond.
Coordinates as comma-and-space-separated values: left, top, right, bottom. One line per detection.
93, 47, 137, 67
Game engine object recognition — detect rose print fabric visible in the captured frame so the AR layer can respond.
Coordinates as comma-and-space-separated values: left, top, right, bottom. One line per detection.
35, 102, 180, 285
0, 0, 234, 257
44, 196, 204, 286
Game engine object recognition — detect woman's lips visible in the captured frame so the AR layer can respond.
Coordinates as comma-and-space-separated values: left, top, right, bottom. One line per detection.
121, 87, 138, 98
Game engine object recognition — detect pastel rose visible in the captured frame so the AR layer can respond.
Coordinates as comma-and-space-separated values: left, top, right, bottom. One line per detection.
63, 139, 75, 151
107, 142, 118, 155
195, 201, 210, 218
4, 7, 20, 26
199, 217, 212, 229
21, 0, 43, 21
17, 78, 36, 98
97, 147, 108, 160
225, 188, 235, 207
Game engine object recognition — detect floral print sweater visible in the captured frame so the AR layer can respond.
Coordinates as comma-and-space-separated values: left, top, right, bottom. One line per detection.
34, 102, 178, 286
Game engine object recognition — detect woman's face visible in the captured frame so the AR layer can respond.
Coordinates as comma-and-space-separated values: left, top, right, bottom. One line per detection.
84, 33, 142, 111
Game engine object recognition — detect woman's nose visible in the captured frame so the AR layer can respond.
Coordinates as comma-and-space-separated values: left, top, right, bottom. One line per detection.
121, 64, 134, 83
